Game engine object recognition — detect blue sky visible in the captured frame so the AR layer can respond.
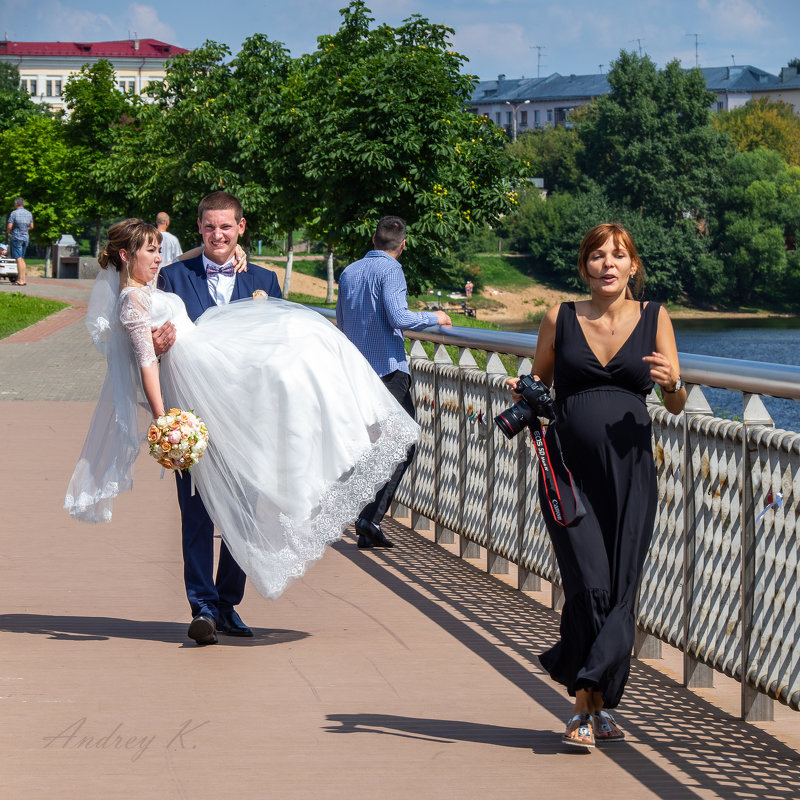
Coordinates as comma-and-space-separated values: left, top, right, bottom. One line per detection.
2, 0, 798, 80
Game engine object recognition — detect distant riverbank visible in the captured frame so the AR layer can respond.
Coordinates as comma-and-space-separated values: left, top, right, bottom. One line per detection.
251, 257, 800, 327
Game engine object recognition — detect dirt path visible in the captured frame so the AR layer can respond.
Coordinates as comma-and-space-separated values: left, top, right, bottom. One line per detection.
253, 259, 333, 300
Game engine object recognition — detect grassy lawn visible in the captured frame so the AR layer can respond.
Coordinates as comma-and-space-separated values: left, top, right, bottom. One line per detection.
408, 292, 505, 312
287, 291, 336, 308
0, 293, 69, 339
470, 253, 540, 289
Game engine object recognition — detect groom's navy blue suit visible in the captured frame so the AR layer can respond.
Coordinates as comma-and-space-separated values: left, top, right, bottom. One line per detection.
158, 254, 282, 620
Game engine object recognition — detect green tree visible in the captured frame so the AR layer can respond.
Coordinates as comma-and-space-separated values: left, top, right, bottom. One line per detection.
98, 41, 277, 249
0, 117, 82, 264
577, 51, 728, 224
709, 148, 800, 301
508, 122, 583, 194
229, 34, 306, 293
498, 179, 723, 303
0, 63, 49, 132
285, 1, 530, 292
62, 60, 139, 253
714, 98, 800, 166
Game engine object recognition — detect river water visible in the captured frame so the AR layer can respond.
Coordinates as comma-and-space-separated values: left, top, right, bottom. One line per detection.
672, 318, 799, 432
502, 317, 800, 432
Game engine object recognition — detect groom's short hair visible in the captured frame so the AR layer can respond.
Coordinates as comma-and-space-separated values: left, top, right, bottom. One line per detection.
373, 216, 406, 252
198, 191, 244, 223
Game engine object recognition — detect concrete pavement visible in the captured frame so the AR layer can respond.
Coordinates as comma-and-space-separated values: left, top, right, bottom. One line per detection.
2, 277, 799, 800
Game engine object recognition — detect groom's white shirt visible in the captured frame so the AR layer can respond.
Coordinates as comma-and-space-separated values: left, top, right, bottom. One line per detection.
202, 251, 236, 306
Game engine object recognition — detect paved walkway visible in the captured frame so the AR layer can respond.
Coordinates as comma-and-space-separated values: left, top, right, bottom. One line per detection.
2, 278, 799, 800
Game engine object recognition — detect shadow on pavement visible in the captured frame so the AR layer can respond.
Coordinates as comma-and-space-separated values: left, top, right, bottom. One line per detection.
0, 614, 309, 647
332, 522, 800, 799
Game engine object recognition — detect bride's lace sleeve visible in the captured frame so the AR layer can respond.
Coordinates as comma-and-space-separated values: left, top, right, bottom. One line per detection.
119, 287, 157, 367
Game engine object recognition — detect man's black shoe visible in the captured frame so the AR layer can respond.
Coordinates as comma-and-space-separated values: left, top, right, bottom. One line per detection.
217, 609, 253, 637
187, 614, 218, 646
355, 517, 394, 549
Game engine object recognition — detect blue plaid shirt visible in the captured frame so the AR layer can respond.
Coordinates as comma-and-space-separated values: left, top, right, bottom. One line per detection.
8, 207, 33, 242
336, 250, 438, 377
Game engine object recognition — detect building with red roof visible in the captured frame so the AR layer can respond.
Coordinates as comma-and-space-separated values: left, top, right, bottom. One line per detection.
0, 38, 189, 108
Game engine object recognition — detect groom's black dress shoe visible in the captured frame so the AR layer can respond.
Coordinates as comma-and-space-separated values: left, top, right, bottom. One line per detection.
217, 609, 253, 637
355, 517, 394, 549
187, 614, 218, 646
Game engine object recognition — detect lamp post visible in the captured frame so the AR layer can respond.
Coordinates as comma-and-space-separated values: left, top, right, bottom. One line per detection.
505, 99, 530, 142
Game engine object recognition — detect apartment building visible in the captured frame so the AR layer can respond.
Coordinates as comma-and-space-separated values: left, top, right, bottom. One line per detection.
0, 38, 188, 110
471, 65, 800, 136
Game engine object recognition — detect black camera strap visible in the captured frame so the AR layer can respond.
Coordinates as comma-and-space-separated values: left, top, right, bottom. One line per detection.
529, 420, 585, 527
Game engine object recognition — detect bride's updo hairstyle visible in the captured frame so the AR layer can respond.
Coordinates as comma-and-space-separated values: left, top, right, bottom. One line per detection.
577, 223, 646, 299
98, 218, 162, 272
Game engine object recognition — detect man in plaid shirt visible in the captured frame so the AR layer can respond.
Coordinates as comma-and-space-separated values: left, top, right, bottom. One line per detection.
7, 197, 33, 286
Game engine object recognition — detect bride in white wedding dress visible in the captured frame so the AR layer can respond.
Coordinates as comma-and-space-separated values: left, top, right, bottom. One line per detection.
64, 220, 419, 600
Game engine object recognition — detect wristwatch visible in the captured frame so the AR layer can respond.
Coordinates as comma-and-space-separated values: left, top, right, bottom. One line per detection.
663, 376, 684, 393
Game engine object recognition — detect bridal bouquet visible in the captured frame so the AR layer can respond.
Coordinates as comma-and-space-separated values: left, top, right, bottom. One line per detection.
147, 409, 209, 471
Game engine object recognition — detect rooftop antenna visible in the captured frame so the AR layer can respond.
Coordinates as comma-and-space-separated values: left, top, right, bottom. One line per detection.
530, 45, 546, 78
686, 33, 702, 67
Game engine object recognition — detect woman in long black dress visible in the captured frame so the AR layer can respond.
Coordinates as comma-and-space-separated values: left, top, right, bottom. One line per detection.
509, 223, 686, 749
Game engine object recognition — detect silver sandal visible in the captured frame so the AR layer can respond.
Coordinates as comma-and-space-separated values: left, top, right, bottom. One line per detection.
562, 713, 595, 749
594, 709, 625, 742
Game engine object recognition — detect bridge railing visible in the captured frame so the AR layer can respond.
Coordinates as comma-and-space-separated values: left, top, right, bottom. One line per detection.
314, 309, 800, 721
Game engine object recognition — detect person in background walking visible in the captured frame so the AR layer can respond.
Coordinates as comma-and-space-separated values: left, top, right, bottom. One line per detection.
7, 197, 33, 286
336, 215, 452, 549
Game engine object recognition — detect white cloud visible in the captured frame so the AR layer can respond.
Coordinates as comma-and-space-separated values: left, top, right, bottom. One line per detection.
32, 2, 114, 41
124, 3, 177, 43
698, 0, 769, 36
4, 1, 175, 43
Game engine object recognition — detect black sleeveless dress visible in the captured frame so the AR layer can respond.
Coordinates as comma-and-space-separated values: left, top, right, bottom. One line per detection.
538, 301, 659, 709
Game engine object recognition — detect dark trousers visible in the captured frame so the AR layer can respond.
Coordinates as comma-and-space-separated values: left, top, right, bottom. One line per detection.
360, 370, 416, 525
175, 471, 246, 620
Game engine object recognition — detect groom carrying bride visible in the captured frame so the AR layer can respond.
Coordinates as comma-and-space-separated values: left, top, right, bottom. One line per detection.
152, 191, 282, 646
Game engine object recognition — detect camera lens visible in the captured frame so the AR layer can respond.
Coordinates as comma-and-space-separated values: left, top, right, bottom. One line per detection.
494, 401, 531, 439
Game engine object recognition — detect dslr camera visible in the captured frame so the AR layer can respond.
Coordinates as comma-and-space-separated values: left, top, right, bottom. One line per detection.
494, 375, 555, 439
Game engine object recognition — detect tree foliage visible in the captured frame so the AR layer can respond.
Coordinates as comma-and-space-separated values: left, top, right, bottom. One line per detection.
708, 148, 800, 301
0, 117, 82, 244
62, 60, 141, 251
714, 98, 800, 166
577, 52, 728, 224
507, 125, 583, 193
282, 1, 530, 288
95, 42, 244, 246
0, 63, 49, 133
62, 60, 134, 150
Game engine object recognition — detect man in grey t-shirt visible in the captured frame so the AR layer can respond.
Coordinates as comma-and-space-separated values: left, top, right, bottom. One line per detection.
7, 197, 33, 286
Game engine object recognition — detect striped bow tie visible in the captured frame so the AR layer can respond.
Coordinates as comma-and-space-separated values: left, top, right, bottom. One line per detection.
206, 264, 235, 277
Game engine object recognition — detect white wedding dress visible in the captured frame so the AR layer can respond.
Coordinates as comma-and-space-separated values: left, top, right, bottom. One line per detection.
65, 271, 419, 600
